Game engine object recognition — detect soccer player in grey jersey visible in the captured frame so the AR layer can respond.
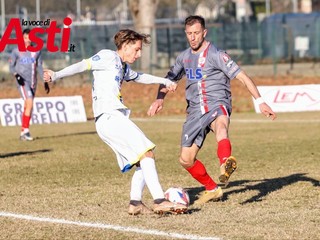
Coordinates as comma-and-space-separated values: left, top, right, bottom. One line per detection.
148, 15, 276, 205
9, 28, 49, 141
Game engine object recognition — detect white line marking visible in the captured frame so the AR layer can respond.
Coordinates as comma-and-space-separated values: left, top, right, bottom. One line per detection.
230, 119, 320, 123
132, 118, 320, 123
0, 211, 220, 240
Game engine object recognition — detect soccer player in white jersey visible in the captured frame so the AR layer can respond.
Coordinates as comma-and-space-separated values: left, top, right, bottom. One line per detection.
148, 15, 276, 205
44, 29, 187, 215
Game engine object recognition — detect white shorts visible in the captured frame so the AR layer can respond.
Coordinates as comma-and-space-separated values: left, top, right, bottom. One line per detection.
95, 109, 155, 173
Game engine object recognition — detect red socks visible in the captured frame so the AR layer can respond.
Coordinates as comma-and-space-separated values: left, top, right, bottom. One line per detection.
186, 160, 217, 191
185, 139, 232, 190
217, 138, 231, 165
21, 113, 31, 130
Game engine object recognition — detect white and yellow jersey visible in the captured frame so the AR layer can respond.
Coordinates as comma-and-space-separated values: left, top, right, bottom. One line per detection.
52, 49, 174, 171
86, 50, 138, 117
53, 49, 172, 118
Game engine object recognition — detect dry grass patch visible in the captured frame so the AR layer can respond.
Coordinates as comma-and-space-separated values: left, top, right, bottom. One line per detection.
0, 112, 319, 239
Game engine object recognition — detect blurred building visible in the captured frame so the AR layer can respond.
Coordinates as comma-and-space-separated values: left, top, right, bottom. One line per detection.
193, 0, 317, 23
1, 0, 320, 72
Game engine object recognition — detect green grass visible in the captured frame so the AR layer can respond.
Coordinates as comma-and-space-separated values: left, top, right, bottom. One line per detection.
0, 112, 319, 240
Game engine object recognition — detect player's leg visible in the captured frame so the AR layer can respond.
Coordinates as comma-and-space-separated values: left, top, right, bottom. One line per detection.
210, 112, 237, 185
139, 151, 163, 201
180, 112, 222, 205
139, 150, 187, 214
95, 113, 154, 215
128, 166, 153, 215
180, 144, 216, 190
95, 111, 186, 214
180, 145, 222, 205
18, 84, 34, 141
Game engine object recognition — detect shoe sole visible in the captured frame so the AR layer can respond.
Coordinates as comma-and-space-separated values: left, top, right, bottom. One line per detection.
194, 196, 222, 206
128, 204, 153, 215
128, 212, 153, 215
20, 137, 33, 141
154, 207, 188, 215
193, 188, 223, 205
219, 158, 237, 185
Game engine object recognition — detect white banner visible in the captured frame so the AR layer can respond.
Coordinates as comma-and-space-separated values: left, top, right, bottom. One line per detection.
253, 84, 320, 113
0, 96, 87, 126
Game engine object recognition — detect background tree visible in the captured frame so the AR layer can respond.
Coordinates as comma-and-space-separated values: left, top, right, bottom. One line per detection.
129, 0, 159, 70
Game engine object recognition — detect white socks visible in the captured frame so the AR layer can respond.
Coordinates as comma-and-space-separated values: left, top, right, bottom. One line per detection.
130, 167, 145, 201
139, 157, 165, 200
21, 128, 30, 135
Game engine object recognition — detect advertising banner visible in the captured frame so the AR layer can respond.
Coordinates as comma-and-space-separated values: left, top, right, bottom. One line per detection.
253, 84, 320, 113
0, 96, 87, 126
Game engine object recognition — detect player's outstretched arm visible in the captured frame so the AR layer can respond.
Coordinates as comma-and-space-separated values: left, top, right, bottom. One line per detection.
258, 101, 276, 120
135, 74, 177, 116
44, 70, 54, 82
147, 84, 168, 117
44, 60, 88, 82
134, 73, 177, 116
134, 73, 177, 92
235, 71, 277, 120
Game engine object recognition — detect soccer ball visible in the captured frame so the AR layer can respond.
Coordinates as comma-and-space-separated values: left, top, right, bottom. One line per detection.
164, 187, 190, 206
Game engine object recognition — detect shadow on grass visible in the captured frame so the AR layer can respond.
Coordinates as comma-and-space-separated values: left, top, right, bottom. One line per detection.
185, 173, 319, 205
223, 173, 320, 204
185, 186, 205, 205
0, 149, 52, 159
35, 131, 96, 140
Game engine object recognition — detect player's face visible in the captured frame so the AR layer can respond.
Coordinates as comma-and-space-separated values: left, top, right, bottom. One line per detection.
185, 22, 207, 52
123, 40, 142, 64
23, 33, 31, 48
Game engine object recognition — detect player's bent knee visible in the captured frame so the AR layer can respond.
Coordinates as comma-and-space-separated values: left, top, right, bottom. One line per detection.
140, 150, 154, 160
179, 156, 193, 169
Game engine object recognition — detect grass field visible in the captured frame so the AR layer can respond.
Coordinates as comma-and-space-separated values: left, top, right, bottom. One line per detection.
0, 112, 319, 240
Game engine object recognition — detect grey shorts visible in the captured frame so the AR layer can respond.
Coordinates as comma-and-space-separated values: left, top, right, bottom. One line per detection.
17, 80, 36, 100
181, 105, 231, 148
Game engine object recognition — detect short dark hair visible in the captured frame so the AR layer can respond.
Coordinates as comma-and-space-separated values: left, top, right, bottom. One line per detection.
114, 29, 151, 50
184, 15, 206, 29
23, 28, 31, 35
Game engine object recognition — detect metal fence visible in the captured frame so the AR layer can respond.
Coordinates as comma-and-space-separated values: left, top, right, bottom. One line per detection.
1, 13, 320, 75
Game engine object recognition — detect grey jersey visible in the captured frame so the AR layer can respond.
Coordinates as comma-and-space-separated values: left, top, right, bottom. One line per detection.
9, 48, 44, 88
166, 42, 241, 115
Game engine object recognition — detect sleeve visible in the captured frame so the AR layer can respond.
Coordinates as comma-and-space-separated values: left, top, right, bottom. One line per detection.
36, 51, 44, 80
165, 53, 185, 81
53, 60, 88, 81
9, 49, 17, 75
215, 50, 241, 79
134, 73, 174, 86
